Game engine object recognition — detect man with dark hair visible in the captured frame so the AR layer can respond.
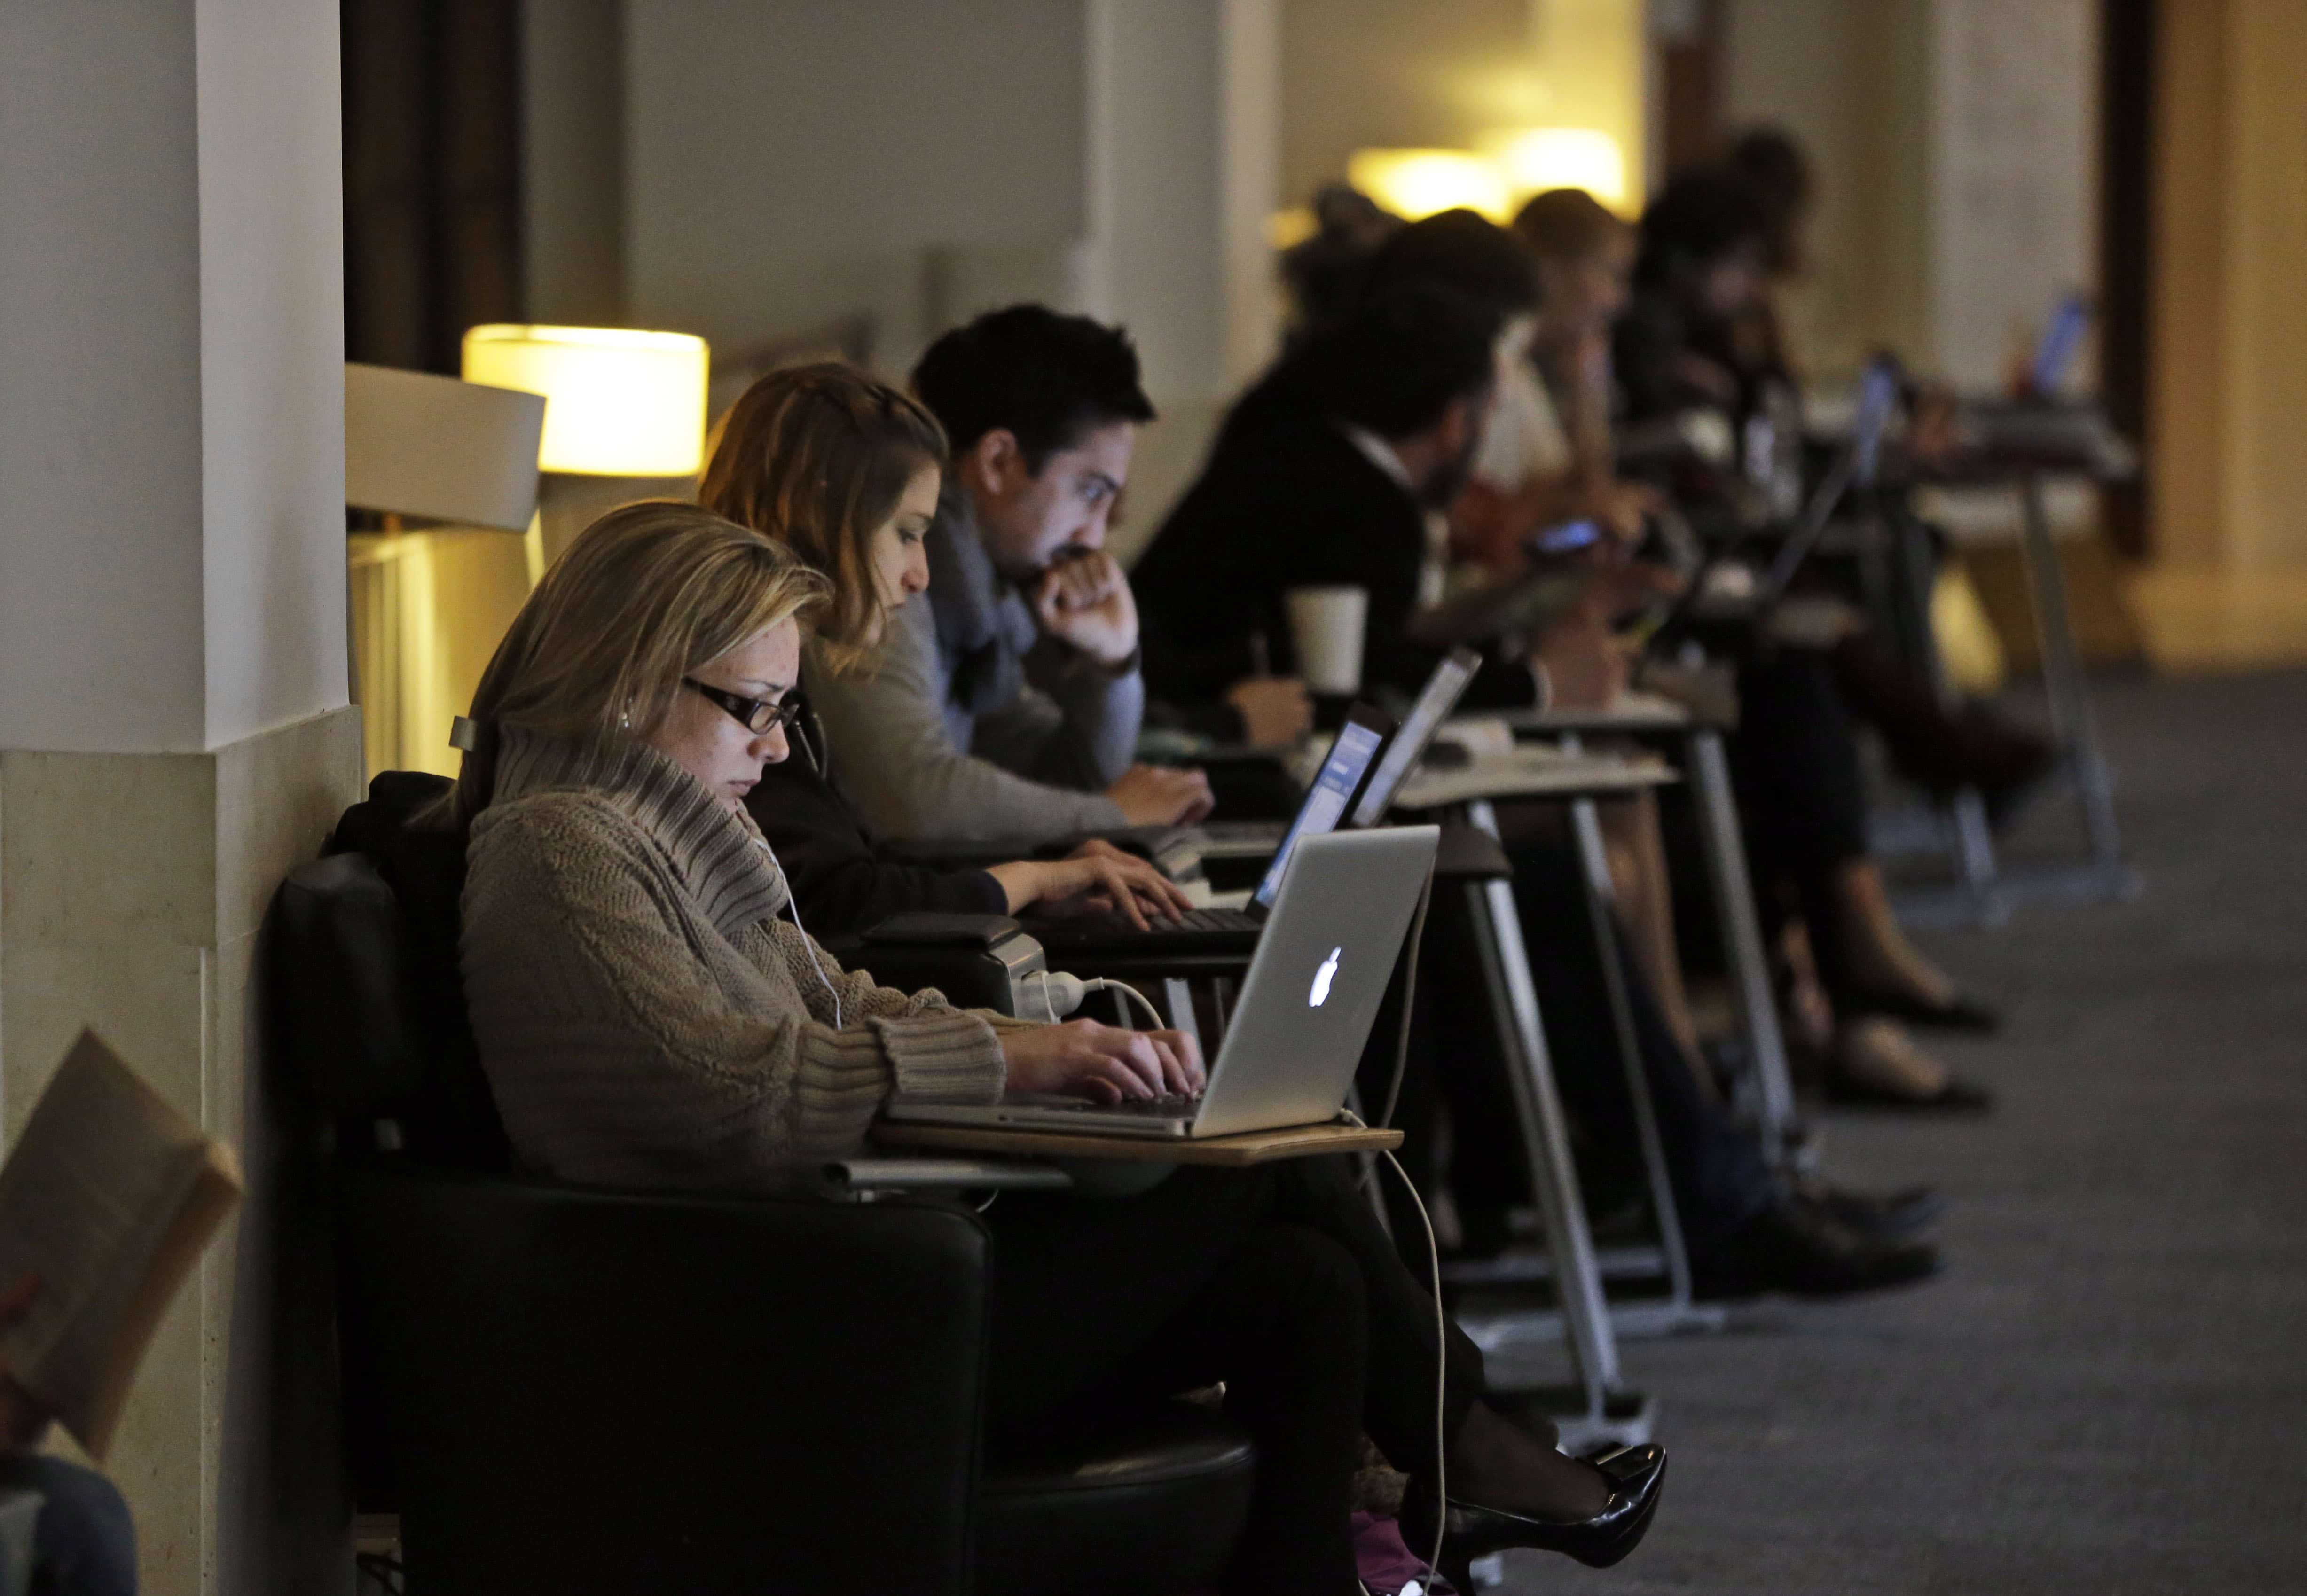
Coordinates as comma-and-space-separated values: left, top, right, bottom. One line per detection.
807, 305, 1216, 843
1134, 282, 1536, 707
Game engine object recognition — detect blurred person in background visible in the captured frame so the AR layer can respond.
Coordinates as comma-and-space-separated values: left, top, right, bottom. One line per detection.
1140, 275, 1943, 1294
1135, 280, 1529, 710
1511, 187, 1661, 537
1278, 182, 1404, 345
1618, 164, 2021, 1106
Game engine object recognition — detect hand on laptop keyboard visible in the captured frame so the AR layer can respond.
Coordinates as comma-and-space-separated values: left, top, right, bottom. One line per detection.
999, 1017, 1206, 1102
993, 838, 1194, 930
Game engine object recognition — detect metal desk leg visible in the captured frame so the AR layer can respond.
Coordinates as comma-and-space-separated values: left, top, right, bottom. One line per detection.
1685, 729, 1806, 1169
1457, 805, 1618, 1404
2017, 472, 2131, 882
1554, 743, 1719, 1337
1897, 473, 2141, 924
1946, 787, 2004, 910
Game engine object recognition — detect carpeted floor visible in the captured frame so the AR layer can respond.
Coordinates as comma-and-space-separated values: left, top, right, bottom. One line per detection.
1489, 669, 2307, 1595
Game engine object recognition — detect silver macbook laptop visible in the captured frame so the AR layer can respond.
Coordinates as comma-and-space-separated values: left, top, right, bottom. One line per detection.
884, 825, 1441, 1139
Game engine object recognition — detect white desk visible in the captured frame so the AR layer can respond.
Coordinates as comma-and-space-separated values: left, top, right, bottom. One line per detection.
1399, 749, 1725, 1355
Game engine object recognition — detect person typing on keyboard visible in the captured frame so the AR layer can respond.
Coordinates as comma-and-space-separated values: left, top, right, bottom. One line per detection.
449, 496, 1666, 1592
701, 362, 1188, 936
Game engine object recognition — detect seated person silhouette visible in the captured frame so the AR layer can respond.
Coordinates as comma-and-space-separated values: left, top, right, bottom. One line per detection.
441, 500, 1668, 1593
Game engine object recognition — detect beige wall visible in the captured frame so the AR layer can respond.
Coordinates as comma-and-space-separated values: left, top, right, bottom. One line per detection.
1719, 0, 2095, 390
2134, 0, 2307, 666
624, 0, 1089, 373
2215, 1, 2307, 574
605, 0, 1284, 553
0, 0, 348, 755
1281, 0, 1526, 207
1720, 0, 1929, 380
522, 0, 627, 325
2147, 0, 2307, 573
2149, 0, 2229, 571
1279, 0, 1643, 212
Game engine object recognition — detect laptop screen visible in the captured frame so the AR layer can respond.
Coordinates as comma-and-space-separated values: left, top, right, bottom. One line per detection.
1251, 712, 1388, 911
1349, 647, 1481, 828
2032, 291, 2091, 396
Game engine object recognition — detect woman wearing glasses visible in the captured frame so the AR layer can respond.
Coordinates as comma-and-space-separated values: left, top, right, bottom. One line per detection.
447, 499, 1664, 1594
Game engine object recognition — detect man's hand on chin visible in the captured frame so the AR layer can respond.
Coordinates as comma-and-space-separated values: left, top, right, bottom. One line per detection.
1034, 551, 1139, 669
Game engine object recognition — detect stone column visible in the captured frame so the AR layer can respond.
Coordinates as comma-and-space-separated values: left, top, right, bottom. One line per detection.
1081, 0, 1282, 559
0, 2, 362, 1592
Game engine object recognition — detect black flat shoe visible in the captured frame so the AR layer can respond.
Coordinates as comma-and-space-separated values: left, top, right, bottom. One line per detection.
1404, 1443, 1667, 1573
1843, 985, 2003, 1033
1800, 1180, 1945, 1240
1691, 1197, 1942, 1299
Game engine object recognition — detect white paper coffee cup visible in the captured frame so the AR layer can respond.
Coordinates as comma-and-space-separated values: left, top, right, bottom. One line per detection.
1286, 585, 1367, 695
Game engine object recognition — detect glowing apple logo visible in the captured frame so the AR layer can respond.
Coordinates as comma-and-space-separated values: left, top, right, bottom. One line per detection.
1308, 947, 1342, 1007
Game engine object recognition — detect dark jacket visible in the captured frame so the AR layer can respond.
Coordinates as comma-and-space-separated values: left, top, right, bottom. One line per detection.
1132, 368, 1539, 711
743, 700, 1007, 934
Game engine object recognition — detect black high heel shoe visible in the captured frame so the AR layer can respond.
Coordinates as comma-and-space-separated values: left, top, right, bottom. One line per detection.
1403, 1442, 1667, 1575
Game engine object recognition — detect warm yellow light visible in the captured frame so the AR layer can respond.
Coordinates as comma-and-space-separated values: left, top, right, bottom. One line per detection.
1346, 149, 1511, 223
1483, 127, 1629, 211
462, 325, 709, 477
1268, 207, 1319, 251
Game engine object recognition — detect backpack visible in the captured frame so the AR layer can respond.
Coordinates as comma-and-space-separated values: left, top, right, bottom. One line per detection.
323, 772, 512, 1171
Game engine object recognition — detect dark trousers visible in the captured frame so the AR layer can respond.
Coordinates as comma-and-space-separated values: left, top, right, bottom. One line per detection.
1731, 646, 1873, 998
982, 1157, 1494, 1595
1506, 842, 1776, 1245
1370, 841, 1775, 1257
0, 1454, 135, 1596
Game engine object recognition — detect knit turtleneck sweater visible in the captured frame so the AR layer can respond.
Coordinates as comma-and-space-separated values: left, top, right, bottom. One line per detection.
460, 726, 1013, 1189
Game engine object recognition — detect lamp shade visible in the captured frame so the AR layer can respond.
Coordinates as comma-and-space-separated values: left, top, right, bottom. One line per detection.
1483, 127, 1630, 211
461, 325, 709, 477
345, 363, 545, 530
1346, 149, 1510, 222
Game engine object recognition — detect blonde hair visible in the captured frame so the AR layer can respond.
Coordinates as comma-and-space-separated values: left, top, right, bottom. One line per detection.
436, 500, 827, 829
698, 362, 946, 666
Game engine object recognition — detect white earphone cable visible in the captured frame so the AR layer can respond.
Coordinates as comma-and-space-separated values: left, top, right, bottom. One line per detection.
757, 835, 841, 1030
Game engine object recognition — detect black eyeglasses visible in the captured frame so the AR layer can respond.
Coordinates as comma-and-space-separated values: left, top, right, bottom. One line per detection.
683, 678, 803, 737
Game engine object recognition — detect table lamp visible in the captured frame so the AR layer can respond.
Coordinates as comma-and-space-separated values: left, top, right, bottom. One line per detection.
344, 363, 549, 779
462, 324, 711, 566
1480, 127, 1629, 212
1345, 149, 1511, 222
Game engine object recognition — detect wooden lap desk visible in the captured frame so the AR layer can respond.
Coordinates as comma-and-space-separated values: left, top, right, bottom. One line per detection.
874, 1118, 1401, 1166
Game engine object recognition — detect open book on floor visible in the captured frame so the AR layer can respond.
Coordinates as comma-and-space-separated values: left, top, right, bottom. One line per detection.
0, 1029, 243, 1458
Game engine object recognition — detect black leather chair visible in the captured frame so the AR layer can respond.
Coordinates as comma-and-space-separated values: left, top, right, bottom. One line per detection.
271, 791, 1255, 1596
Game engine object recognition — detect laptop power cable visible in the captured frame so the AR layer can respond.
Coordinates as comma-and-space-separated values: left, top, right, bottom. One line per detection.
1023, 969, 1167, 1031
1034, 885, 1453, 1588
1344, 1108, 1449, 1591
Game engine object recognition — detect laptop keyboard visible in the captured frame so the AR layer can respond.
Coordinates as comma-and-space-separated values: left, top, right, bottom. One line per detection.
1004, 1091, 1201, 1117
1031, 907, 1259, 943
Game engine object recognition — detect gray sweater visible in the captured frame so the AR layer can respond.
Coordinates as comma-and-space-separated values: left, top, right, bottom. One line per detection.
460, 727, 1013, 1189
804, 488, 1138, 844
